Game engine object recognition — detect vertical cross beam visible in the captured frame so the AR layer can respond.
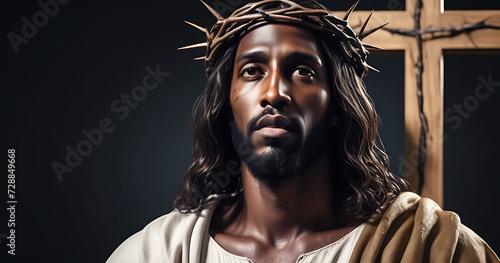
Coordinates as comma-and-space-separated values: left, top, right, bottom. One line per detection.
418, 0, 500, 205
333, 0, 500, 206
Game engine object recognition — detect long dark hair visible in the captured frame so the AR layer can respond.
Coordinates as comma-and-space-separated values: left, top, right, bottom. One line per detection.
174, 4, 409, 219
317, 35, 410, 218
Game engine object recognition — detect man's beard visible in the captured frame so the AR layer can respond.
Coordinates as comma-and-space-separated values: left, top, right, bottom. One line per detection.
231, 109, 330, 183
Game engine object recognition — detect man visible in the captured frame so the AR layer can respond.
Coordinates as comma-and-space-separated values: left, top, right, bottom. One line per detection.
108, 0, 499, 262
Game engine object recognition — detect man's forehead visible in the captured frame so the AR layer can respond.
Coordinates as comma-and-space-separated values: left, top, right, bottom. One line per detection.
234, 24, 323, 63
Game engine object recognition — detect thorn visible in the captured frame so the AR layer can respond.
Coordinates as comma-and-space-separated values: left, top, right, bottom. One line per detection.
184, 21, 208, 33
362, 43, 383, 50
360, 22, 389, 40
366, 64, 380, 72
194, 56, 206, 61
465, 32, 478, 48
178, 42, 208, 50
358, 10, 374, 37
200, 0, 224, 20
480, 16, 492, 24
344, 0, 360, 20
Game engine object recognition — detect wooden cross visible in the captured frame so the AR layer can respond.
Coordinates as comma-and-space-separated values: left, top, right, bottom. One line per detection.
333, 0, 500, 206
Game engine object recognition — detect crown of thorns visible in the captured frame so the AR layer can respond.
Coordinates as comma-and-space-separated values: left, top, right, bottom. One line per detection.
179, 0, 385, 77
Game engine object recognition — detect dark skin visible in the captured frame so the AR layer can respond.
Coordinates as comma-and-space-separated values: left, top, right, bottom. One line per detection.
209, 24, 363, 262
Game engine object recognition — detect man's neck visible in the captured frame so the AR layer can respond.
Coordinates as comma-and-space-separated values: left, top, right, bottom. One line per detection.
232, 151, 354, 246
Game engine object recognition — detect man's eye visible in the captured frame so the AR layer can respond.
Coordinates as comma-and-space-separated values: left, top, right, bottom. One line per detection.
241, 66, 263, 79
244, 67, 258, 75
293, 67, 315, 78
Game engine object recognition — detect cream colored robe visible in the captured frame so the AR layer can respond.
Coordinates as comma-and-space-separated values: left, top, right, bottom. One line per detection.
107, 192, 499, 263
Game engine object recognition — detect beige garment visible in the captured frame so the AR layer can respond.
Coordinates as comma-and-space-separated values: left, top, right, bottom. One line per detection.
349, 192, 500, 263
107, 192, 499, 263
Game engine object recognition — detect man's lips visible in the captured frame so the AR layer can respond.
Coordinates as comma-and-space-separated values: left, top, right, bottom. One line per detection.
257, 127, 292, 137
254, 115, 298, 136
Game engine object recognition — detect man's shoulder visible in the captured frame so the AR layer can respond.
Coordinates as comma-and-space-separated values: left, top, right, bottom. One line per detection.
106, 195, 223, 263
384, 191, 459, 221
380, 191, 467, 241
349, 191, 499, 262
106, 210, 192, 263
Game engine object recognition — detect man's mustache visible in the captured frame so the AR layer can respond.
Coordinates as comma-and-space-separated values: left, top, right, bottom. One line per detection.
246, 107, 302, 137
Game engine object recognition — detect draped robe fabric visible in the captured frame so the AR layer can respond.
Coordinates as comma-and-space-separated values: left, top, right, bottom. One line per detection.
349, 192, 499, 263
107, 192, 499, 263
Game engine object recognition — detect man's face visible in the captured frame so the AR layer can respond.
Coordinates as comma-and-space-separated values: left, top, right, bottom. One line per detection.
230, 24, 332, 181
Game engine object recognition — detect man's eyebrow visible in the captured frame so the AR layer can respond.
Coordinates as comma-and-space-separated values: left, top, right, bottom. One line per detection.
287, 51, 322, 66
236, 51, 266, 63
235, 50, 322, 66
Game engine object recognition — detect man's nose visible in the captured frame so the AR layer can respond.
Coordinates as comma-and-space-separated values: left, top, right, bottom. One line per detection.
259, 68, 292, 109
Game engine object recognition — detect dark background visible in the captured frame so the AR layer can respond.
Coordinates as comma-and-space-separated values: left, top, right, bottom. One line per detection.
2, 0, 499, 262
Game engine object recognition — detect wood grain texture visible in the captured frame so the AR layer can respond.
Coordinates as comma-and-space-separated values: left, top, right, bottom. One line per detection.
337, 0, 500, 206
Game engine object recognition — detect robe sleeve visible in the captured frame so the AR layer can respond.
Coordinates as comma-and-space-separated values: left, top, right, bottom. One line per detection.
105, 195, 223, 263
106, 231, 141, 263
